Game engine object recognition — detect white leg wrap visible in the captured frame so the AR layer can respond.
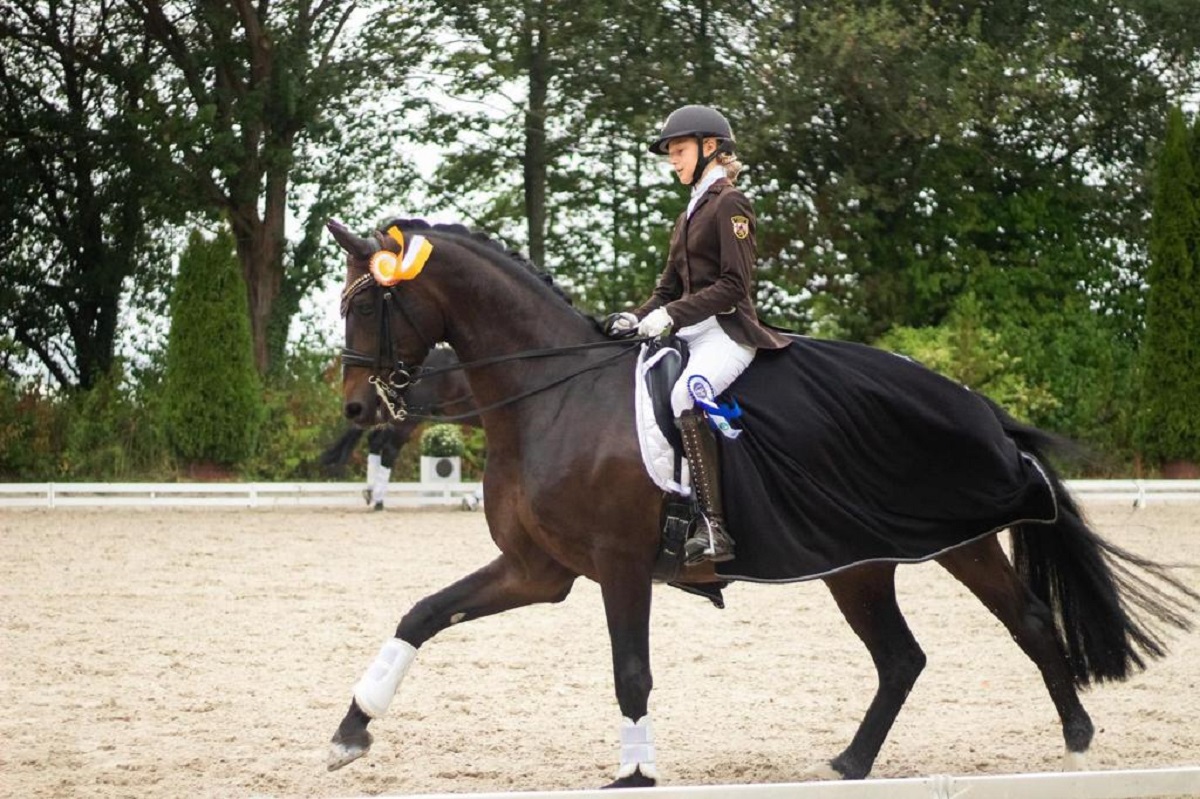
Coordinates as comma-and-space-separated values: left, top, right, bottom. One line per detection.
353, 637, 417, 719
374, 466, 391, 504
367, 453, 381, 486
616, 715, 658, 780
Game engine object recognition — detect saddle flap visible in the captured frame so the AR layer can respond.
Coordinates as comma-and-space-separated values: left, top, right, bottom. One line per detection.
643, 337, 688, 455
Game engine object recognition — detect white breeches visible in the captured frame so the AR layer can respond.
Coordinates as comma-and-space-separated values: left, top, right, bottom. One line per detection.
670, 316, 755, 417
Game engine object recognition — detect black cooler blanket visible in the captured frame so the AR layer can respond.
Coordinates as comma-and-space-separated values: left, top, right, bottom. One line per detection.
714, 336, 1058, 583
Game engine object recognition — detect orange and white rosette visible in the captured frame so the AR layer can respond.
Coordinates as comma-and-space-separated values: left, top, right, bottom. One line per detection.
369, 226, 433, 286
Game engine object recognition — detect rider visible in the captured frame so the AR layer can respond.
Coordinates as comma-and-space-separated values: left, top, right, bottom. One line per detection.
606, 104, 790, 564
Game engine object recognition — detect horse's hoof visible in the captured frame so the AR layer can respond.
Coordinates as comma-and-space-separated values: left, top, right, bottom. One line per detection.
327, 731, 373, 771
803, 761, 844, 781
1062, 749, 1089, 771
603, 767, 656, 789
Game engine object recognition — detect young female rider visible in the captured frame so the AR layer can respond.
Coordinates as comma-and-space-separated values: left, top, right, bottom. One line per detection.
606, 104, 790, 565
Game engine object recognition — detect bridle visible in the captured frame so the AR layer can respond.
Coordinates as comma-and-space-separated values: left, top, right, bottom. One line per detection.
340, 273, 430, 421
340, 272, 648, 422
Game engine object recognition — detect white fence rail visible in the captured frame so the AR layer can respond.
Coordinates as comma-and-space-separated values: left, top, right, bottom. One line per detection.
0, 480, 482, 509
1068, 479, 1200, 507
0, 480, 1197, 510
362, 766, 1200, 799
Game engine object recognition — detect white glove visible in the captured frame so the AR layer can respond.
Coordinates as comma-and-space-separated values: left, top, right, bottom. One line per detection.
637, 307, 673, 338
604, 311, 638, 337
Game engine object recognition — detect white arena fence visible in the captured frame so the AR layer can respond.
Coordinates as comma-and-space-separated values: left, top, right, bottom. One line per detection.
356, 766, 1200, 799
0, 480, 483, 509
0, 479, 1197, 510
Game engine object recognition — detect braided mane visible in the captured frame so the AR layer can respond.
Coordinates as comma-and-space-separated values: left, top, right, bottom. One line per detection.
378, 218, 581, 310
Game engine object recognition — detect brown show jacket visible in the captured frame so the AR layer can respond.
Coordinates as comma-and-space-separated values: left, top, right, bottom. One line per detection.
633, 178, 790, 350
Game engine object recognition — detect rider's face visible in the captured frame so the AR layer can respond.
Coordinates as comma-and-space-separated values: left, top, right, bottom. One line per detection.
666, 137, 717, 185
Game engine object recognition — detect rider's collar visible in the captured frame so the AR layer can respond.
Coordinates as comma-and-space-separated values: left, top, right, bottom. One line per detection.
687, 165, 727, 218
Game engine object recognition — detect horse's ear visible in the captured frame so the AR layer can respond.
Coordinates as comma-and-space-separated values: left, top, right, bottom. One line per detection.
326, 219, 375, 260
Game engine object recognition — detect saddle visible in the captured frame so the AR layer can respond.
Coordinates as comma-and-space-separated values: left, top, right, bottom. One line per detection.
643, 337, 727, 609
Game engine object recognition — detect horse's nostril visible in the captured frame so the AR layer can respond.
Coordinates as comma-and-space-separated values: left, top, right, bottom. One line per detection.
344, 402, 363, 420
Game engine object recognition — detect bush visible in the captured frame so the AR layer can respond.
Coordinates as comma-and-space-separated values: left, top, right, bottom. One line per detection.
460, 426, 487, 479
422, 424, 464, 457
62, 361, 176, 480
0, 373, 67, 480
240, 347, 346, 480
161, 228, 263, 467
874, 293, 1058, 423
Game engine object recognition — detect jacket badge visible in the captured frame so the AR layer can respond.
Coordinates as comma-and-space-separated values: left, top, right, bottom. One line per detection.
731, 215, 750, 240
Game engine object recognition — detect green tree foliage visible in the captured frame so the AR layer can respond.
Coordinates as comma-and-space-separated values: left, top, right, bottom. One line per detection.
875, 294, 1058, 422
62, 361, 176, 479
0, 374, 66, 479
120, 0, 426, 375
414, 0, 748, 313
743, 1, 1190, 341
0, 1, 173, 389
162, 229, 263, 466
241, 346, 345, 479
1136, 106, 1200, 467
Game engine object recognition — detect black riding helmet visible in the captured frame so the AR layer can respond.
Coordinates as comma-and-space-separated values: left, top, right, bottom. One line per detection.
648, 105, 736, 186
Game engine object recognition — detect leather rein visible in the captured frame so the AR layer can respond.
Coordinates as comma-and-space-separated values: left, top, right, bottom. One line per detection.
340, 276, 646, 422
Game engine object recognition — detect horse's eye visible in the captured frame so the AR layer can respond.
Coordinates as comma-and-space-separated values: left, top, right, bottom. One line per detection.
355, 301, 375, 317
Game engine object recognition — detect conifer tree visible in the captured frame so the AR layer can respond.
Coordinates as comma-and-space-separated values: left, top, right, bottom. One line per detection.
1136, 107, 1200, 469
162, 229, 263, 469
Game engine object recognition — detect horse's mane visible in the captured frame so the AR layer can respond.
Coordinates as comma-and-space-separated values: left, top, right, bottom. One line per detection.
378, 218, 596, 327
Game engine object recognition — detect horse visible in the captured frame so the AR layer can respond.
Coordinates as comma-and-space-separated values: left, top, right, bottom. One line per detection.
324, 218, 1196, 788
318, 346, 480, 509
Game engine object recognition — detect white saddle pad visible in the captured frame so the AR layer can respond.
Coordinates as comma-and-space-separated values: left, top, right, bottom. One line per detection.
635, 344, 690, 496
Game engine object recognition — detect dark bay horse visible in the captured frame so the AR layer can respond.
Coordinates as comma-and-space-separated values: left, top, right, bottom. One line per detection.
319, 346, 480, 506
324, 219, 1195, 787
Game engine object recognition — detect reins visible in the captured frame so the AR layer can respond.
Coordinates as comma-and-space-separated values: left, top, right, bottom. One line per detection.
401, 342, 643, 422
342, 279, 649, 422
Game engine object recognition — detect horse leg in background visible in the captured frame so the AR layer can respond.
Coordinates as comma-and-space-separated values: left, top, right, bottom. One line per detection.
812, 562, 927, 780
328, 552, 577, 770
936, 534, 1094, 769
597, 555, 657, 789
364, 423, 413, 510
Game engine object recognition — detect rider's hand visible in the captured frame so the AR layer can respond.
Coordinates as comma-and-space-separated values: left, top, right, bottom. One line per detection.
637, 308, 673, 338
604, 312, 639, 338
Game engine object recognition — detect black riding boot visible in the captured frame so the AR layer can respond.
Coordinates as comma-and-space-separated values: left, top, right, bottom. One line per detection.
676, 409, 734, 564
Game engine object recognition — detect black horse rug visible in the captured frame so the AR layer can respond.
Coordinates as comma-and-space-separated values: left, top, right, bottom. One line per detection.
710, 336, 1058, 583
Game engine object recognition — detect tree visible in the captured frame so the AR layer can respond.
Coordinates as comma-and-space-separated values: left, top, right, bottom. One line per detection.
0, 1, 173, 389
162, 228, 262, 468
415, 0, 750, 312
127, 0, 424, 374
1136, 106, 1200, 469
741, 0, 1197, 339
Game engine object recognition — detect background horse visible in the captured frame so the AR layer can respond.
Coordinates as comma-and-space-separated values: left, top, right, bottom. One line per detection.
325, 218, 1195, 788
319, 346, 479, 509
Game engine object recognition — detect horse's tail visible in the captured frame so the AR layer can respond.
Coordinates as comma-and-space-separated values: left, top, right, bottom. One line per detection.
990, 401, 1197, 686
319, 426, 366, 471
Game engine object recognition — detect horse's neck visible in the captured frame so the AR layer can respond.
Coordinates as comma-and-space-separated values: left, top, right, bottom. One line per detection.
439, 258, 600, 363
433, 245, 605, 414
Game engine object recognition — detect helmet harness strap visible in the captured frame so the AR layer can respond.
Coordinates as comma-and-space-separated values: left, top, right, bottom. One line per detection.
689, 135, 734, 186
